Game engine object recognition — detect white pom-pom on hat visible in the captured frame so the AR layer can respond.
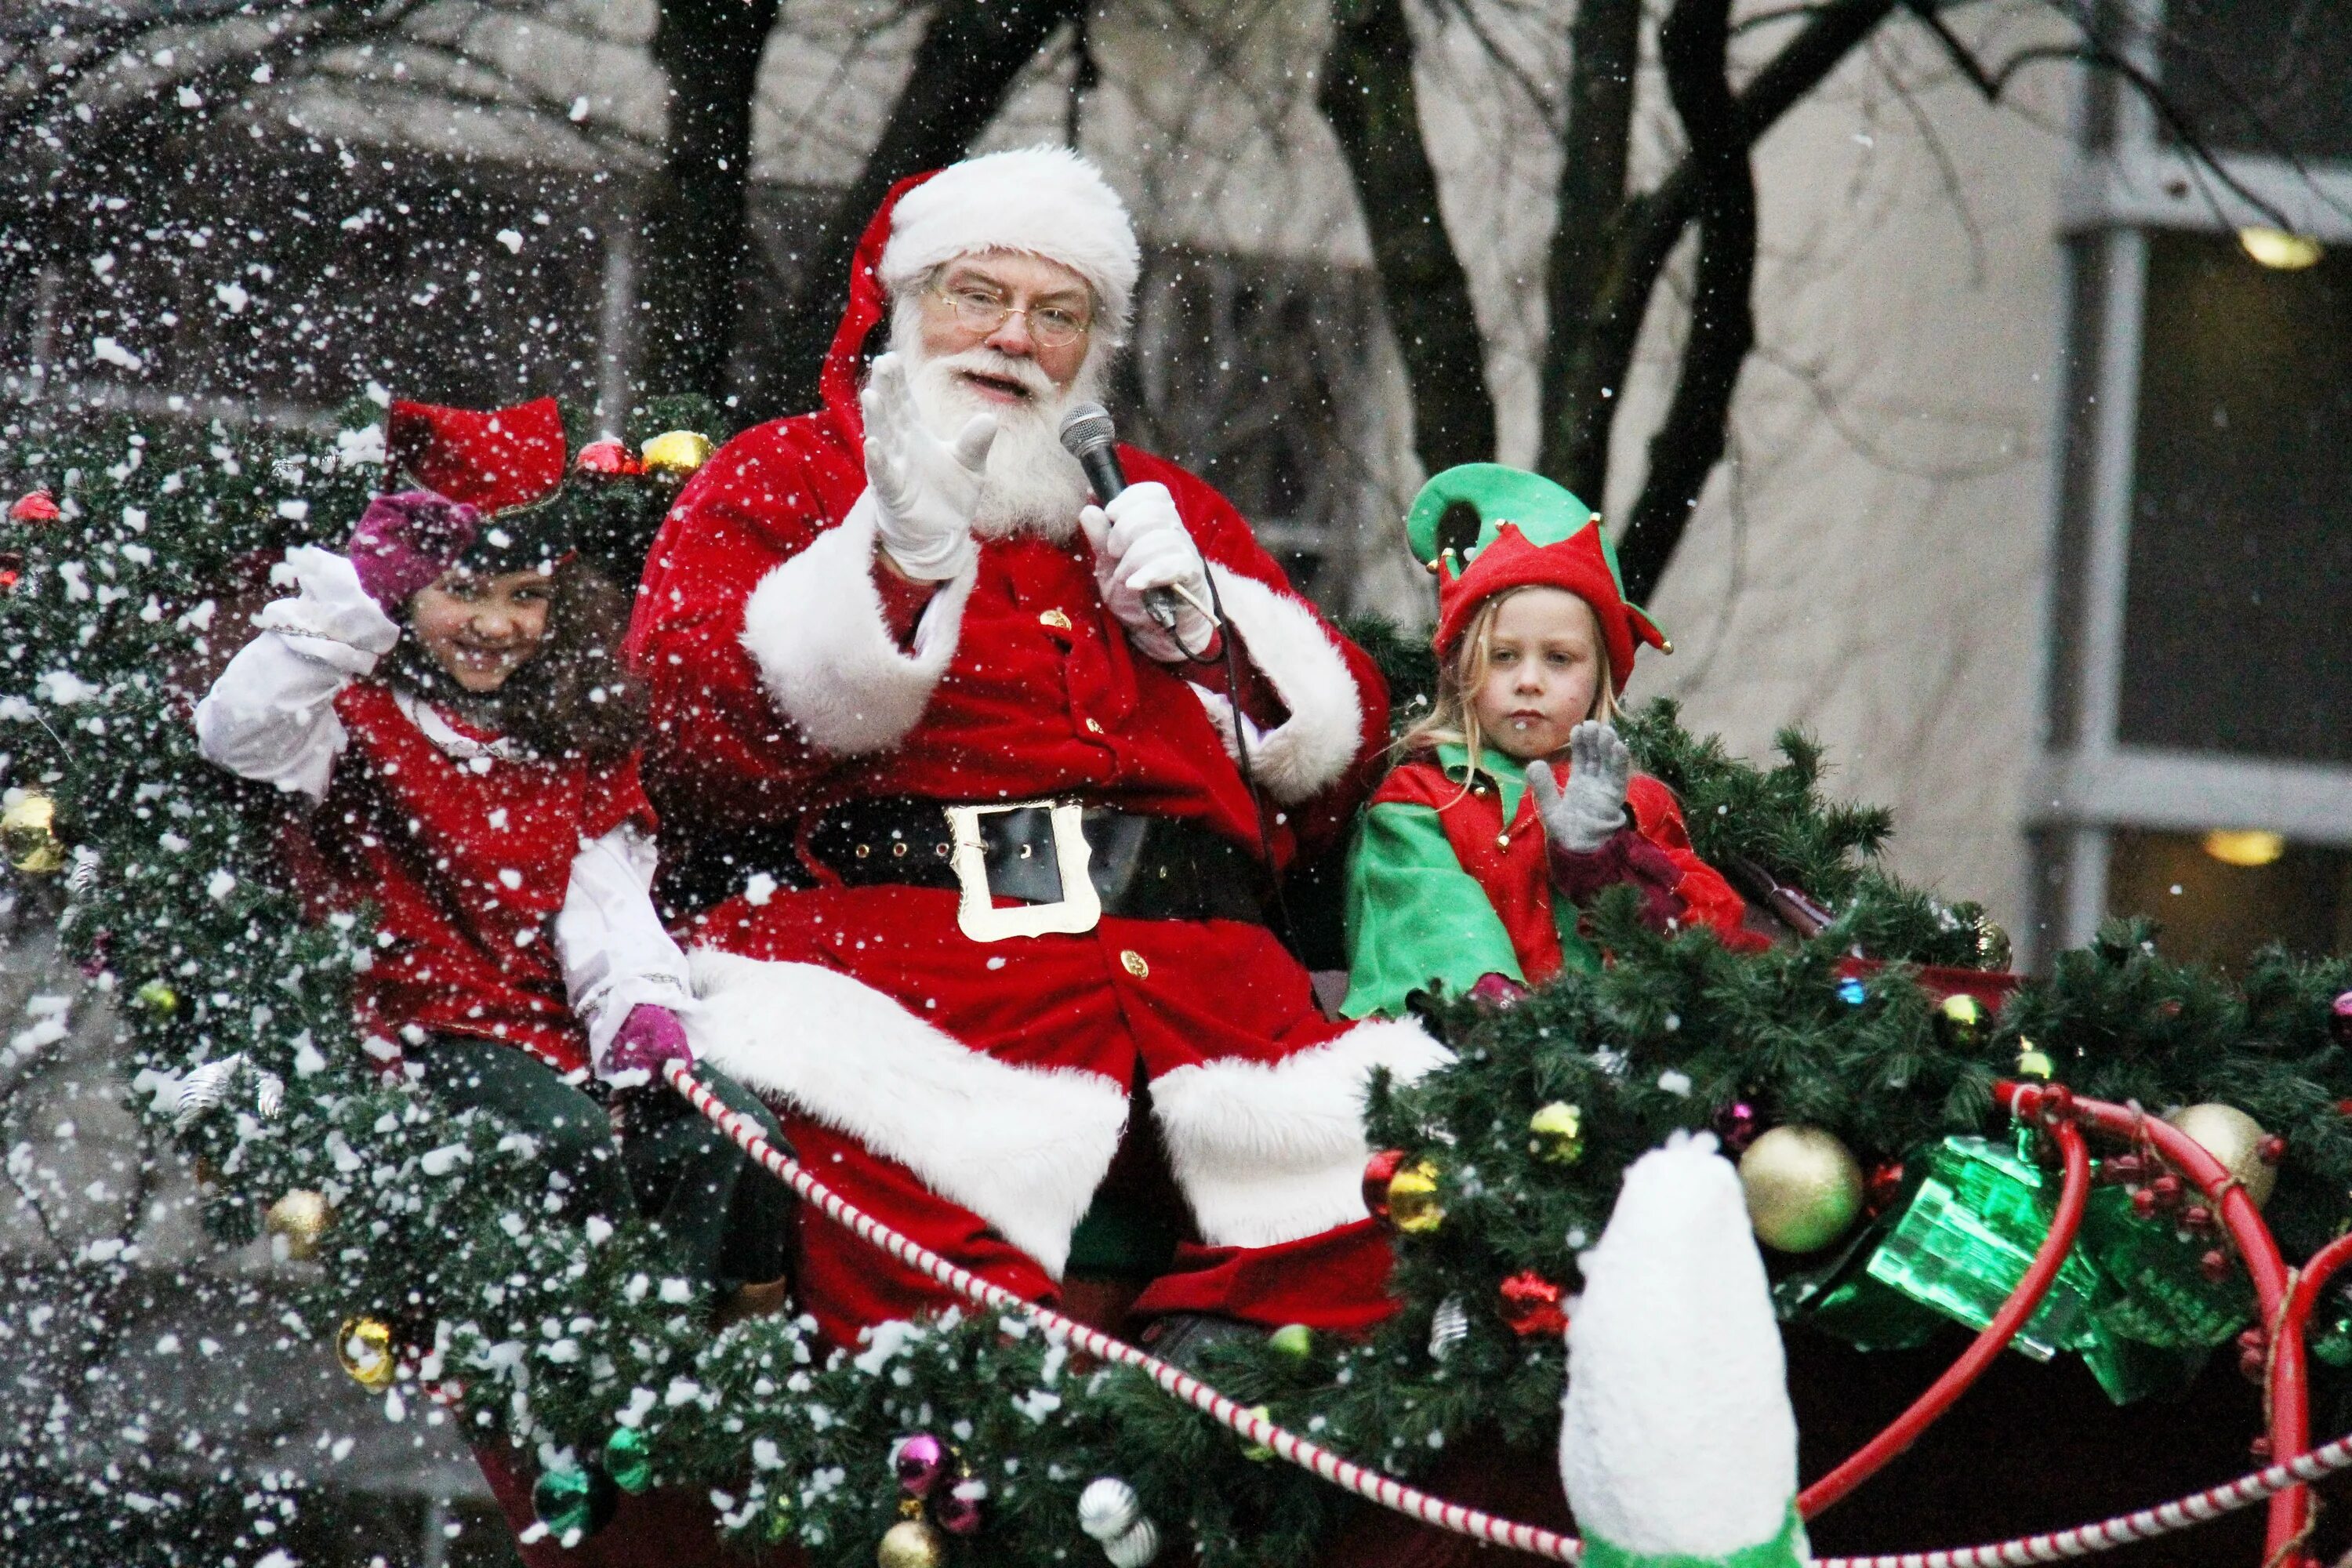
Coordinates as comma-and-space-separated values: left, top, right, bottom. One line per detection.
879, 145, 1142, 338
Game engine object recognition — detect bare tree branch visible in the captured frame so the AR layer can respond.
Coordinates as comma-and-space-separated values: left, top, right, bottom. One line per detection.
1318, 0, 1494, 474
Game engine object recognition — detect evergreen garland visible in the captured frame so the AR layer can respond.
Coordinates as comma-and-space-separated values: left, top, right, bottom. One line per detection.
4, 408, 2349, 1566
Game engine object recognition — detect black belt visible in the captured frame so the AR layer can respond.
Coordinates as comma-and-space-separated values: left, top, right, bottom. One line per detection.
807, 797, 1267, 927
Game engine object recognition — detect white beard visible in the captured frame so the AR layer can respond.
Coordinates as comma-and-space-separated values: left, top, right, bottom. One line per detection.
889, 307, 1103, 543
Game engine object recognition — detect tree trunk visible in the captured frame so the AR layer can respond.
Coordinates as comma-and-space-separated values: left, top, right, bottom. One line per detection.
1318, 0, 1494, 475
640, 0, 782, 403
1617, 0, 1755, 603
765, 0, 1090, 412
1535, 0, 1641, 500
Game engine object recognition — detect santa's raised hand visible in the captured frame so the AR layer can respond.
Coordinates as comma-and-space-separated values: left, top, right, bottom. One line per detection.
862, 352, 996, 582
1079, 481, 1217, 662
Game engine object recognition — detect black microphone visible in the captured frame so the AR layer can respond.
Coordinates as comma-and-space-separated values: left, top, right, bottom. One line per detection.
1058, 402, 1181, 635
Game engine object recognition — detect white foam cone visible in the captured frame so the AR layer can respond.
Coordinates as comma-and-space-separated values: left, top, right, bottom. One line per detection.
1559, 1131, 1806, 1566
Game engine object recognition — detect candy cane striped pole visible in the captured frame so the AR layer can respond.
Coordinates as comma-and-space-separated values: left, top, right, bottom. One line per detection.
663, 1061, 1584, 1561
1815, 1426, 2352, 1568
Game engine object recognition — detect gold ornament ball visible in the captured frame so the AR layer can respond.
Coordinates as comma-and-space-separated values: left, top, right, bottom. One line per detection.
2014, 1040, 2056, 1081
265, 1189, 332, 1261
877, 1518, 949, 1568
2164, 1102, 2276, 1209
639, 430, 715, 481
1385, 1159, 1445, 1234
134, 978, 180, 1015
1, 791, 65, 874
1527, 1102, 1585, 1165
1934, 993, 1990, 1051
336, 1314, 397, 1392
1739, 1125, 1865, 1253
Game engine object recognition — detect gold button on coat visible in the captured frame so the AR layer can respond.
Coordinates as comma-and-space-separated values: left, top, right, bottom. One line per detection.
1039, 608, 1073, 631
1120, 949, 1150, 978
1084, 717, 1105, 735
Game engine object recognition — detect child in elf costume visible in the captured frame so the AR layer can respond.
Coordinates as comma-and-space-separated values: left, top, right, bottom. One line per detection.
1343, 463, 1761, 1020
194, 396, 789, 1304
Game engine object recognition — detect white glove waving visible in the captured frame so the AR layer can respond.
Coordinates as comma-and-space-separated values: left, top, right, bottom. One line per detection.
1077, 481, 1216, 662
861, 352, 996, 583
1526, 720, 1632, 856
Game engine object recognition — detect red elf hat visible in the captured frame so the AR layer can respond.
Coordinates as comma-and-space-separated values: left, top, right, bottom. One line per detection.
384, 396, 567, 516
1406, 463, 1668, 694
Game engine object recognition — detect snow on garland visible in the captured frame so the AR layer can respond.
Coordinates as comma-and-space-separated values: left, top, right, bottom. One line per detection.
5, 408, 2351, 1567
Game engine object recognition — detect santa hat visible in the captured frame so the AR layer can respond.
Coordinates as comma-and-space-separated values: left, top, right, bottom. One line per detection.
877, 146, 1142, 337
1559, 1133, 1809, 1568
1406, 463, 1668, 695
386, 396, 568, 517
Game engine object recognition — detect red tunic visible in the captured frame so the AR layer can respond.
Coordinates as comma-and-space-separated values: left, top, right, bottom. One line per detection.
298, 681, 652, 1073
1369, 756, 1762, 985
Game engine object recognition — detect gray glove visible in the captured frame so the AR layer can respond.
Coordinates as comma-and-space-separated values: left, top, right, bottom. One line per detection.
1525, 720, 1632, 855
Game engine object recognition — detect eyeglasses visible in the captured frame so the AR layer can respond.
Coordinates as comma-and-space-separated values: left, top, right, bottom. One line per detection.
931, 282, 1093, 349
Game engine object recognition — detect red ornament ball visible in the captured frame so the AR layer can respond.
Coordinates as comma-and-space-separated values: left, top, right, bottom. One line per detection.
573, 438, 644, 478
1361, 1149, 1407, 1223
9, 490, 60, 524
1497, 1271, 1570, 1338
1864, 1160, 1907, 1216
893, 1433, 946, 1497
1715, 1100, 1760, 1155
934, 1479, 985, 1537
2332, 991, 2352, 1048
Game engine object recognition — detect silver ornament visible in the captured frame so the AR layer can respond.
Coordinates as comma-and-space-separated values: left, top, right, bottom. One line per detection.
254, 1070, 285, 1120
1077, 1477, 1141, 1542
66, 845, 99, 893
172, 1054, 246, 1133
1428, 1295, 1468, 1360
1103, 1519, 1160, 1568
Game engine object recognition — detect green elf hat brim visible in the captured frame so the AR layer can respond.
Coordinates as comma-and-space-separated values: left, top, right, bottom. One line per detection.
1580, 1504, 1809, 1568
1406, 463, 1668, 691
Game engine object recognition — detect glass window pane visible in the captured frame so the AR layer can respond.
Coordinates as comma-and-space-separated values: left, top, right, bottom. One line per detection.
2158, 0, 2352, 162
2108, 828, 2352, 973
2119, 231, 2352, 764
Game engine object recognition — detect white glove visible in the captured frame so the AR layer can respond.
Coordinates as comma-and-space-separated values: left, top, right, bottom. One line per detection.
1525, 721, 1632, 855
1077, 481, 1216, 662
861, 352, 996, 583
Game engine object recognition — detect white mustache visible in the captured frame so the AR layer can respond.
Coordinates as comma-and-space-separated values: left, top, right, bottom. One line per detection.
930, 347, 1056, 401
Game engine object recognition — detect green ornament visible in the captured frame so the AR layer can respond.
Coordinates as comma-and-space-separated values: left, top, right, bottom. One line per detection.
2078, 1187, 2252, 1352
1528, 1101, 1585, 1165
2313, 1312, 2352, 1370
134, 978, 180, 1015
1863, 1135, 2104, 1362
764, 1493, 797, 1544
603, 1426, 653, 1494
1267, 1323, 1316, 1363
532, 1466, 617, 1544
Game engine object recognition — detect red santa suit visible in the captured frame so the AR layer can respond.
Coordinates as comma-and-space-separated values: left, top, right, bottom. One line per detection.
627, 149, 1447, 1345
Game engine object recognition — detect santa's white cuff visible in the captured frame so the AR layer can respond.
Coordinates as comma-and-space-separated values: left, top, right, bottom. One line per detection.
1200, 564, 1367, 804
1150, 1017, 1451, 1248
739, 493, 976, 757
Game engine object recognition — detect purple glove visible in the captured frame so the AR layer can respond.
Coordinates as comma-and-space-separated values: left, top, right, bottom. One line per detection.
346, 489, 479, 611
1466, 972, 1530, 1009
604, 1004, 694, 1083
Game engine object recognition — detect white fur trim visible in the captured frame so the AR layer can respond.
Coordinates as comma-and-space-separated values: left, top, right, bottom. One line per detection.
1149, 1018, 1450, 1248
739, 493, 975, 757
880, 147, 1141, 336
1560, 1132, 1804, 1561
1203, 565, 1367, 805
684, 949, 1128, 1277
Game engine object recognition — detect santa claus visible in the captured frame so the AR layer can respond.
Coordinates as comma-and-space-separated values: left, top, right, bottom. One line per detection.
626, 145, 1447, 1352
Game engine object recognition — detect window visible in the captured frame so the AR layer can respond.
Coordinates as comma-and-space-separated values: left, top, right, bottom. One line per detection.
2033, 0, 2352, 971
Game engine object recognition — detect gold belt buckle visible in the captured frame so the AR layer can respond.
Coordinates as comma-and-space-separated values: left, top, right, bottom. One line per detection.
943, 800, 1101, 942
